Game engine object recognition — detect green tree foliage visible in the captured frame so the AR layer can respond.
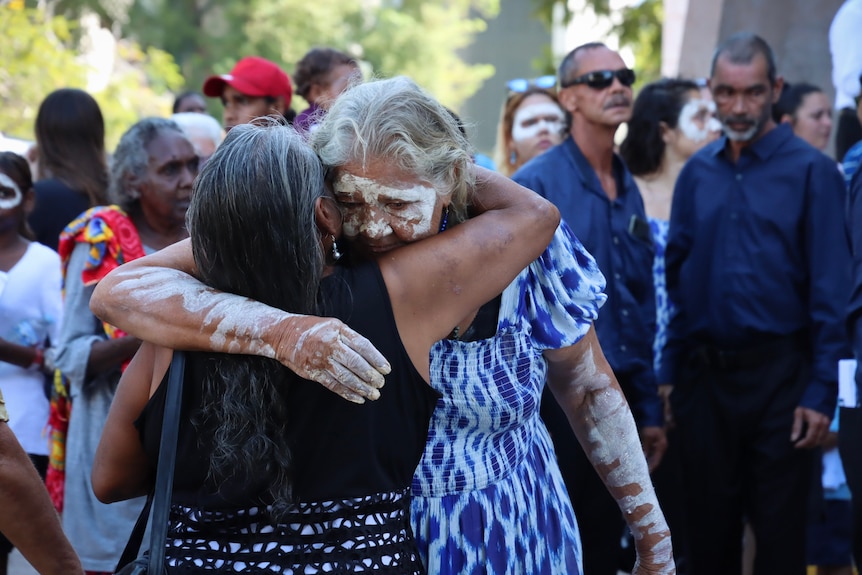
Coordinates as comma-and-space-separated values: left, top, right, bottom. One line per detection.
44, 0, 499, 111
0, 4, 184, 148
531, 0, 663, 84
0, 6, 87, 138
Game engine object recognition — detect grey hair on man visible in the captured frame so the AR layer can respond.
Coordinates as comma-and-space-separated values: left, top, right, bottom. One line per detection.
558, 41, 608, 85
710, 32, 778, 85
311, 76, 475, 225
109, 117, 186, 210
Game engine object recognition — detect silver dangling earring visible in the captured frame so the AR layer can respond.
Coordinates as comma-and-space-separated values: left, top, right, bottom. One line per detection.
331, 236, 342, 261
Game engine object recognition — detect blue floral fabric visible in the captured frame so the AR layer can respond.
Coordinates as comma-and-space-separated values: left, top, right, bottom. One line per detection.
410, 223, 607, 575
648, 217, 673, 375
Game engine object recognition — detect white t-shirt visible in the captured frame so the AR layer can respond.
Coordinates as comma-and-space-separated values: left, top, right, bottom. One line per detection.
830, 0, 862, 109
0, 242, 63, 455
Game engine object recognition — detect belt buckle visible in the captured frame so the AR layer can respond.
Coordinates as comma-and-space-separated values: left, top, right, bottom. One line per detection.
714, 349, 730, 369
698, 346, 729, 369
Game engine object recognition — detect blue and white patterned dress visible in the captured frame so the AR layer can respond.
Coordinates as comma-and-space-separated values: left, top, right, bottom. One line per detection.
410, 223, 607, 575
648, 217, 672, 375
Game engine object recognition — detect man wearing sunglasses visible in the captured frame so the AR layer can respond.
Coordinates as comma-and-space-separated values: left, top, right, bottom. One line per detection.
513, 42, 666, 575
662, 33, 850, 575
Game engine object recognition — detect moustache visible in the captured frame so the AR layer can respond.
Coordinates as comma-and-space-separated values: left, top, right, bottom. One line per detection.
604, 96, 631, 109
722, 115, 755, 127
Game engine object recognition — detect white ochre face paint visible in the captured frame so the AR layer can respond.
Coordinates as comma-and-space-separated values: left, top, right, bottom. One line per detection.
0, 173, 23, 210
678, 98, 721, 143
333, 173, 438, 243
511, 102, 565, 142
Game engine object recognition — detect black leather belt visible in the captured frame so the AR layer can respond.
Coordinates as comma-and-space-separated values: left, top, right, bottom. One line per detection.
691, 332, 807, 370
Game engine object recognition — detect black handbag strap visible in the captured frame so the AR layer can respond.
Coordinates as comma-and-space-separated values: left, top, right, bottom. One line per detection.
115, 350, 186, 574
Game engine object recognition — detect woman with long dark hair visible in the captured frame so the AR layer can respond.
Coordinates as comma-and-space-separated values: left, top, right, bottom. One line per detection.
28, 88, 109, 251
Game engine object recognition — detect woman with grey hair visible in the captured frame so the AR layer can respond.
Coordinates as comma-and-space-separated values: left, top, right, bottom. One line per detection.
52, 117, 198, 574
90, 78, 675, 574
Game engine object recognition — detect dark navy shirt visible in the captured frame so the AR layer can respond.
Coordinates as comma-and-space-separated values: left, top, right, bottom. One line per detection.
663, 123, 851, 416
514, 135, 661, 427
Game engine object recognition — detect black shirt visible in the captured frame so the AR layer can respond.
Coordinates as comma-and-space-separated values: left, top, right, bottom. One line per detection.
137, 262, 441, 506
28, 179, 90, 251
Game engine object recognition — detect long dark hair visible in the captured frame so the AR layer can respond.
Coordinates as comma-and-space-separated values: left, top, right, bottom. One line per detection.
35, 88, 108, 206
0, 152, 35, 239
185, 121, 325, 517
620, 78, 699, 176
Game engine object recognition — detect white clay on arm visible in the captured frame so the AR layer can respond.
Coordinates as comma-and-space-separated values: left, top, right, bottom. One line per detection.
91, 264, 390, 403
545, 334, 675, 573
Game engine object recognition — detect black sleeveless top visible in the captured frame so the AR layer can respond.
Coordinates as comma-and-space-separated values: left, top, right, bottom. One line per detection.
136, 262, 440, 574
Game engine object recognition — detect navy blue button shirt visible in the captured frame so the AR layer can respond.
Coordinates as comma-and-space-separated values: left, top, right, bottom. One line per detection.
663, 123, 851, 416
514, 136, 661, 427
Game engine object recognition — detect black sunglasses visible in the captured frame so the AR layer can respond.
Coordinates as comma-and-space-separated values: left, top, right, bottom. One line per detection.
560, 68, 636, 90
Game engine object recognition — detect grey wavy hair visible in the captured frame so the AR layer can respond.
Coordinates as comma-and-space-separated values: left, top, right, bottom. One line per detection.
109, 117, 186, 211
311, 76, 475, 225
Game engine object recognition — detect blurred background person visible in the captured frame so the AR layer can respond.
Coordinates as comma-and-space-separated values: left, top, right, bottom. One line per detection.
52, 118, 197, 574
842, 78, 862, 185
0, 152, 63, 575
771, 80, 853, 575
202, 56, 294, 131
621, 78, 720, 370
619, 77, 720, 572
292, 47, 362, 134
773, 82, 834, 152
830, 0, 862, 161
170, 111, 223, 166
172, 90, 207, 115
494, 76, 565, 177
27, 89, 108, 252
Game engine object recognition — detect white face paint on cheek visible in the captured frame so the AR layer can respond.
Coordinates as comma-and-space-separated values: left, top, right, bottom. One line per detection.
511, 102, 565, 142
334, 173, 437, 240
678, 99, 719, 143
0, 173, 23, 210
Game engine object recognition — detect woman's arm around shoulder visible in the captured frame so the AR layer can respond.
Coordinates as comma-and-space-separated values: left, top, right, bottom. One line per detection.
90, 239, 390, 403
381, 166, 559, 373
543, 327, 675, 575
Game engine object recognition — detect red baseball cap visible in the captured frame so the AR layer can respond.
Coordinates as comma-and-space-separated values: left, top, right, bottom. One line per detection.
202, 57, 293, 105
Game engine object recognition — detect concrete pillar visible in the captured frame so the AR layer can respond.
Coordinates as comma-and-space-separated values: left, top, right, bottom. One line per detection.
663, 0, 844, 99
457, 0, 552, 156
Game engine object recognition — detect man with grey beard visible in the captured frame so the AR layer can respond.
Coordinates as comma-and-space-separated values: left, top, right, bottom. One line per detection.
661, 32, 850, 574
513, 42, 665, 575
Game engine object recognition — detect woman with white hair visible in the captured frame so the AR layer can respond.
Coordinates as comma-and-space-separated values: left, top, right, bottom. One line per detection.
170, 112, 223, 165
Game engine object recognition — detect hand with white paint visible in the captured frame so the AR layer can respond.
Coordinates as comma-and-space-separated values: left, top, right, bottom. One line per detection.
271, 314, 390, 404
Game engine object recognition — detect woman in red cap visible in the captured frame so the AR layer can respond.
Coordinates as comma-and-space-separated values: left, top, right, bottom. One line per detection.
202, 57, 295, 131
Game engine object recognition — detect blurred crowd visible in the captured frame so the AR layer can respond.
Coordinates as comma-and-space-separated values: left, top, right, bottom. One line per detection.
2, 1, 862, 574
